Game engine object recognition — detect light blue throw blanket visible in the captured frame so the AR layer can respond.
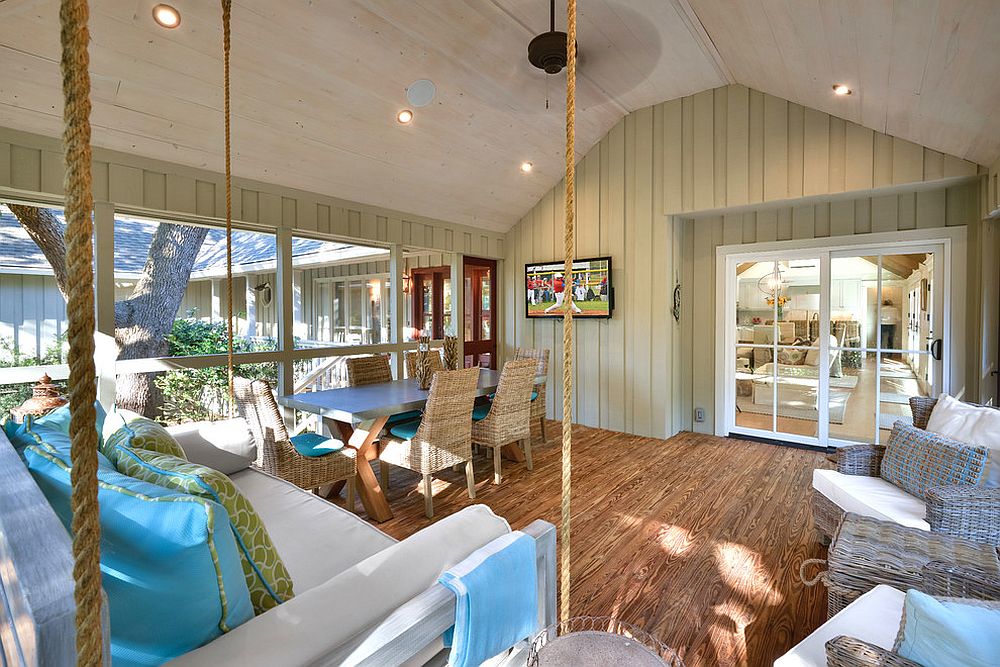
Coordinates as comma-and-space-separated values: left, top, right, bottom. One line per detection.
438, 530, 539, 667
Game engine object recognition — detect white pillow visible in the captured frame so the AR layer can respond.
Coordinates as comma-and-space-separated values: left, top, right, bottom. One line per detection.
926, 393, 1000, 488
804, 334, 839, 367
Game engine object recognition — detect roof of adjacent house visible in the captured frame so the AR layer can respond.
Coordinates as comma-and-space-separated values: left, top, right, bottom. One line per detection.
0, 205, 387, 278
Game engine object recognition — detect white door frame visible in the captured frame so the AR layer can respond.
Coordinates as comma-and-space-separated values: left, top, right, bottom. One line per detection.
715, 227, 964, 446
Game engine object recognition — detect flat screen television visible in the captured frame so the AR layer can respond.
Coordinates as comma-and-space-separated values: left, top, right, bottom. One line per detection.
525, 256, 614, 319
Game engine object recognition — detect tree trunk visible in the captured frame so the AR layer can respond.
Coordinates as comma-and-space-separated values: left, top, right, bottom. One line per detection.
9, 204, 209, 419
7, 204, 70, 299
114, 223, 209, 417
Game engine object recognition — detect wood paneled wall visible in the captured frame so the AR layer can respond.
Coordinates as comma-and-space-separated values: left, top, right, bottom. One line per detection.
0, 127, 504, 259
504, 84, 988, 439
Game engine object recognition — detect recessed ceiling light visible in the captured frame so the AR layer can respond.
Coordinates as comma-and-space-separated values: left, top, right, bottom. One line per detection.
520, 161, 533, 174
152, 4, 181, 29
397, 109, 414, 124
832, 83, 852, 96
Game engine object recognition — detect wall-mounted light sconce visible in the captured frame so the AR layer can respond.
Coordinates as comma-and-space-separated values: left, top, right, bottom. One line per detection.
253, 280, 273, 307
402, 272, 412, 294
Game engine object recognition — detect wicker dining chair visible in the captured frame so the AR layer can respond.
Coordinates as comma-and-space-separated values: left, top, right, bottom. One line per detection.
472, 359, 537, 484
345, 353, 393, 386
403, 349, 445, 379
378, 366, 480, 518
813, 395, 1000, 546
514, 347, 549, 441
233, 376, 357, 510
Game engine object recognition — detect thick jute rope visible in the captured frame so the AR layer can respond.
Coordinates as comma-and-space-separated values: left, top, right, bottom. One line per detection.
559, 0, 576, 626
222, 0, 235, 413
59, 0, 103, 663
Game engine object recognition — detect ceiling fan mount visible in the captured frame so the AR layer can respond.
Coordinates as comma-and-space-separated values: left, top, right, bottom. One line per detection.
527, 0, 576, 74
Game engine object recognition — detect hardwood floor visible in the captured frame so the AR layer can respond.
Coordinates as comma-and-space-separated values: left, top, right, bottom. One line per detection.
365, 422, 833, 667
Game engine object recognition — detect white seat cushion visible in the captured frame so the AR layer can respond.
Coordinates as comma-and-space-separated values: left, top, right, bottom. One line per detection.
813, 468, 929, 531
230, 467, 395, 591
775, 585, 905, 666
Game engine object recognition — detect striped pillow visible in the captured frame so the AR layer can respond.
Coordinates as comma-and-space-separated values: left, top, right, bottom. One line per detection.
880, 422, 988, 500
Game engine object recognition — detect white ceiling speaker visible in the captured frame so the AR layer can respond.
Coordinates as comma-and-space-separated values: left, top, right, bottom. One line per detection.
406, 80, 437, 108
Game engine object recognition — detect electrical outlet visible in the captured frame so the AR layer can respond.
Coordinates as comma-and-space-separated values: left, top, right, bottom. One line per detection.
694, 407, 706, 422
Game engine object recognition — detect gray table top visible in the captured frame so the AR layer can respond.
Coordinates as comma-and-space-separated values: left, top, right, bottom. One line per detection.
278, 368, 506, 424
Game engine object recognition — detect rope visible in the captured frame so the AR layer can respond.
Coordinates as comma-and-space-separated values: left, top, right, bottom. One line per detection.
799, 558, 829, 587
222, 0, 235, 414
59, 0, 103, 663
559, 0, 576, 626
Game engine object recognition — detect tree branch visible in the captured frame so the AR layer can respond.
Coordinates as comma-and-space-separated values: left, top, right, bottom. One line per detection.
8, 204, 70, 299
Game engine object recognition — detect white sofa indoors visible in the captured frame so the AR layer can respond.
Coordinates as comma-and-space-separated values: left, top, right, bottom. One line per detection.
0, 419, 556, 667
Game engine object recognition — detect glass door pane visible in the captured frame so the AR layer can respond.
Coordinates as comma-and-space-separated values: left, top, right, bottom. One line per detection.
876, 252, 939, 440
733, 261, 779, 435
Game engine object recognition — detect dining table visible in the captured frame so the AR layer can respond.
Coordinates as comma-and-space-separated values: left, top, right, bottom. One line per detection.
278, 368, 532, 522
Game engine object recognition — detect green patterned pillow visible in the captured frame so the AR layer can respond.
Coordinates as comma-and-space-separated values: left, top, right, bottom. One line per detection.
102, 413, 186, 465
115, 447, 294, 614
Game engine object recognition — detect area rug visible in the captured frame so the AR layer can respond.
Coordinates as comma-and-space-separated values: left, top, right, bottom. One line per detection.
737, 390, 850, 424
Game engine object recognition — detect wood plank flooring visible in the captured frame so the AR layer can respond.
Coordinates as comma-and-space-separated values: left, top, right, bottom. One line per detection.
364, 422, 833, 667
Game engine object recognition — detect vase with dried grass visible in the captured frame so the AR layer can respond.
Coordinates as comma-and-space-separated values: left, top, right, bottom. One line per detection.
443, 335, 459, 370
416, 335, 433, 390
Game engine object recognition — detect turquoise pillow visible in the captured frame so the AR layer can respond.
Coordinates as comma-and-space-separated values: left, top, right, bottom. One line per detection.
289, 432, 345, 457
895, 589, 1000, 666
23, 431, 253, 667
4, 402, 106, 453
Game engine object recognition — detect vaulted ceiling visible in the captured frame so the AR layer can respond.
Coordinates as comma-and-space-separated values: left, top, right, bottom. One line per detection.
1, 1, 998, 233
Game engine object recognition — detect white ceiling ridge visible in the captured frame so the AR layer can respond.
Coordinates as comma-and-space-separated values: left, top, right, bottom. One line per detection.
669, 0, 736, 85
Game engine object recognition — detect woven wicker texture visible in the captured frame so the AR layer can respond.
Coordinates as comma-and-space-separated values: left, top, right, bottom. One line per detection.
345, 354, 393, 386
380, 366, 481, 475
233, 376, 356, 491
515, 347, 550, 437
812, 395, 1000, 546
472, 359, 537, 483
825, 513, 1000, 616
825, 560, 1000, 666
879, 422, 987, 500
403, 349, 444, 379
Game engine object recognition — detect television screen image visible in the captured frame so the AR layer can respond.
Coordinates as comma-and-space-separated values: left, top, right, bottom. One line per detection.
525, 257, 613, 318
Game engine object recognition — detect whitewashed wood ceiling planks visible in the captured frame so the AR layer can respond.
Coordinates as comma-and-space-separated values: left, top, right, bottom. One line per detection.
0, 0, 997, 232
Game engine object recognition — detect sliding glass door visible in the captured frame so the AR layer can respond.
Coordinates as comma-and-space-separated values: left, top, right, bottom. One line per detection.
726, 243, 945, 448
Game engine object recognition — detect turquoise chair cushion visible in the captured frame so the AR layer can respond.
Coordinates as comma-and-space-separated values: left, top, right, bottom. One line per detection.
895, 589, 1000, 666
290, 432, 345, 457
486, 391, 538, 402
472, 403, 491, 422
389, 418, 422, 441
387, 410, 423, 426
23, 425, 253, 667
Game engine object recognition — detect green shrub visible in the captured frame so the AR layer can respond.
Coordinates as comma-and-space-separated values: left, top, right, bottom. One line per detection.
155, 318, 278, 424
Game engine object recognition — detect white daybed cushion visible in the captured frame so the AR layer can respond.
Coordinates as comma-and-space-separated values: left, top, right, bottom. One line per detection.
813, 469, 929, 531
166, 504, 510, 667
230, 467, 396, 591
166, 419, 257, 474
926, 393, 1000, 488
774, 585, 905, 666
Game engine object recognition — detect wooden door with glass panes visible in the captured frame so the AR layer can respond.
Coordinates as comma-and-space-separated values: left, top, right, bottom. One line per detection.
463, 257, 497, 369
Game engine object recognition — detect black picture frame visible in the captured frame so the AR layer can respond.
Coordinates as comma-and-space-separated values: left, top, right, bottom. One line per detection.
524, 256, 614, 319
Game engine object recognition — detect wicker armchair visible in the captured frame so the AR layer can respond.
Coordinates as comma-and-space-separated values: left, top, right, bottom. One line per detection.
824, 561, 1000, 666
233, 377, 357, 509
403, 349, 444, 379
472, 359, 537, 484
345, 353, 393, 386
378, 366, 480, 518
813, 396, 1000, 546
514, 347, 549, 442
